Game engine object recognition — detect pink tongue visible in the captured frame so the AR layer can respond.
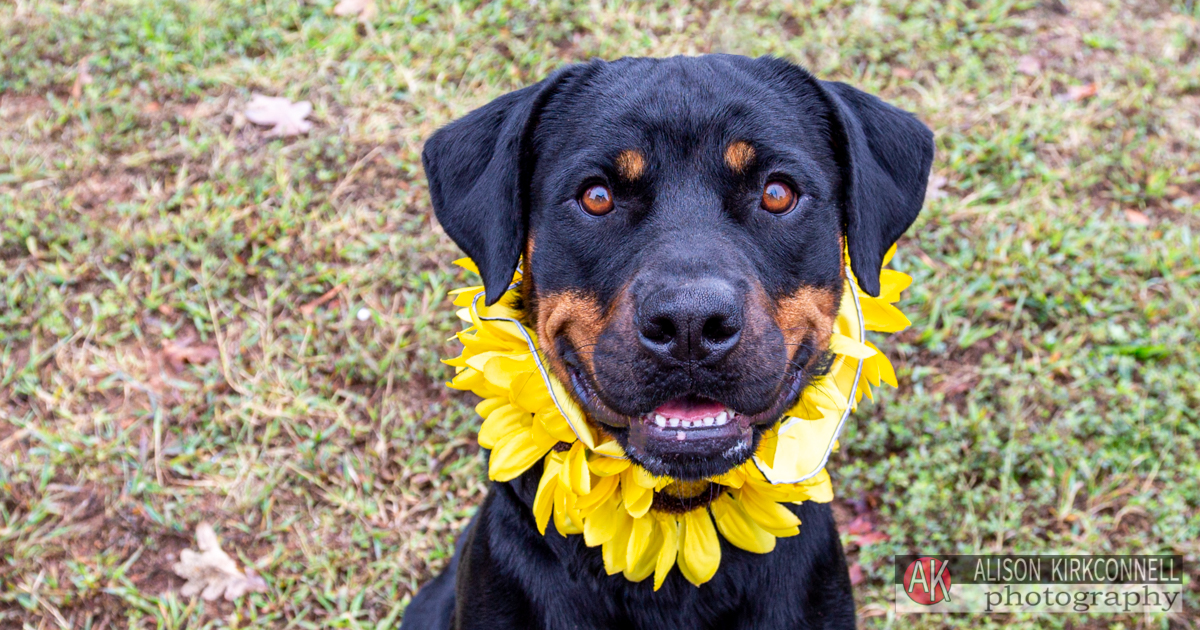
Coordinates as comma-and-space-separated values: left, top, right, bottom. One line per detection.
653, 398, 726, 422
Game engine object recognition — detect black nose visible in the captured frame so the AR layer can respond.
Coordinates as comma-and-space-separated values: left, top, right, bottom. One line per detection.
636, 279, 743, 363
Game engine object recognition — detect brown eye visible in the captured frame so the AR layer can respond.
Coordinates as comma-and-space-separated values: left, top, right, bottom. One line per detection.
761, 181, 797, 214
581, 184, 614, 215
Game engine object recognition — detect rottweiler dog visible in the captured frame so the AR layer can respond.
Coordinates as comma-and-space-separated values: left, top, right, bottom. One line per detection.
402, 54, 933, 630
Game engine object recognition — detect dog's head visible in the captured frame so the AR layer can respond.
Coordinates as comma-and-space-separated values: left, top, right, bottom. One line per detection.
425, 55, 932, 481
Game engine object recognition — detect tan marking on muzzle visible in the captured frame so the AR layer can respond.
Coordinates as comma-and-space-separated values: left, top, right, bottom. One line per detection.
773, 285, 840, 365
615, 149, 646, 181
724, 140, 755, 173
536, 291, 608, 377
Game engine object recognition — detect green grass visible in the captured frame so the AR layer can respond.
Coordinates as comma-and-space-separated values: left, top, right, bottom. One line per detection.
1, 0, 1197, 627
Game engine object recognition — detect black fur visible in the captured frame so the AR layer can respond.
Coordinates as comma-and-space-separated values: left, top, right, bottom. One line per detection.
410, 55, 933, 629
402, 469, 856, 630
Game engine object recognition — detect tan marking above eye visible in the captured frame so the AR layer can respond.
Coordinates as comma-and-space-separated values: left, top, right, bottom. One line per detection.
761, 181, 797, 214
581, 185, 615, 215
615, 149, 646, 181
724, 141, 755, 172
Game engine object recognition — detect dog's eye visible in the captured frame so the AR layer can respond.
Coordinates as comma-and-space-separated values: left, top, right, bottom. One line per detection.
761, 181, 797, 214
580, 185, 615, 215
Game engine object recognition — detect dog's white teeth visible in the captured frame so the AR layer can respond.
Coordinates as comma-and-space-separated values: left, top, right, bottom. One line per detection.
668, 418, 681, 428
715, 411, 729, 426
655, 414, 667, 428
676, 431, 686, 441
703, 416, 715, 427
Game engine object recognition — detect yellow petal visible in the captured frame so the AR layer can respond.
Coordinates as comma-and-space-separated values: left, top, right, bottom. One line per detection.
477, 404, 530, 450
475, 397, 508, 419
828, 333, 877, 360
464, 351, 500, 374
624, 515, 660, 582
878, 269, 912, 303
859, 345, 882, 389
652, 516, 679, 591
602, 509, 633, 575
864, 341, 898, 387
622, 468, 653, 518
631, 465, 657, 489
800, 375, 848, 412
529, 415, 562, 449
565, 441, 592, 496
489, 431, 547, 482
547, 373, 595, 449
586, 453, 630, 477
574, 473, 619, 513
755, 429, 780, 468
708, 468, 745, 490
533, 455, 563, 535
712, 494, 775, 554
583, 493, 625, 547
453, 257, 480, 274
591, 439, 627, 459
483, 355, 535, 391
879, 245, 895, 267
553, 483, 582, 535
738, 485, 802, 535
829, 356, 860, 410
448, 368, 486, 392
450, 282, 482, 297
796, 469, 835, 503
563, 485, 585, 534
860, 296, 911, 333
534, 408, 578, 444
509, 371, 552, 413
677, 509, 720, 586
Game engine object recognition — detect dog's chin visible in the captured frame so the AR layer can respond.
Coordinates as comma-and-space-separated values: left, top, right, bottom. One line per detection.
564, 362, 810, 481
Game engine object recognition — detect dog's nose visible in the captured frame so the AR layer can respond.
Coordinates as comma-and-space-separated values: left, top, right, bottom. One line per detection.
636, 279, 743, 363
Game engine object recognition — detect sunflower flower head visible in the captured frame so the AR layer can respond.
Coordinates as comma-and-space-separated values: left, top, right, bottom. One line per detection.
444, 248, 911, 589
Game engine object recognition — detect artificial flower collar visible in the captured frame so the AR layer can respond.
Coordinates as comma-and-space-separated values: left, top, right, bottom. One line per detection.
444, 247, 912, 589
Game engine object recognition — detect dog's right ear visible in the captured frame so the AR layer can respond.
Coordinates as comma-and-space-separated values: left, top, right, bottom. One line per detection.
423, 67, 579, 305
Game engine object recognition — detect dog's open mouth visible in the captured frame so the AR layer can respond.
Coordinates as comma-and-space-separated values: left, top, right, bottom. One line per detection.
631, 395, 747, 447
562, 355, 815, 479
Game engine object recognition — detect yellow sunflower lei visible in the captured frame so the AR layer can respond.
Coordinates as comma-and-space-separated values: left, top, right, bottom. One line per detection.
444, 247, 912, 590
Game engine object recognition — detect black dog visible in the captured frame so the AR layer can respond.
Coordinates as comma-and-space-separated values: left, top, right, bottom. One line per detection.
403, 55, 933, 630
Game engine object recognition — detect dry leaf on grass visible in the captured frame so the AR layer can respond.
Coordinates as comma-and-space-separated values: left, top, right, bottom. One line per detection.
244, 94, 313, 136
334, 0, 377, 22
161, 337, 220, 371
844, 515, 890, 547
299, 284, 345, 316
1065, 82, 1099, 102
70, 56, 93, 99
846, 515, 873, 536
1016, 55, 1041, 76
173, 523, 267, 601
926, 174, 948, 199
1124, 209, 1150, 226
849, 562, 865, 586
853, 531, 890, 546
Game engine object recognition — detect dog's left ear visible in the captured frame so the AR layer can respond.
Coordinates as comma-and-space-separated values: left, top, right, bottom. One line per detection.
819, 81, 934, 297
423, 66, 581, 305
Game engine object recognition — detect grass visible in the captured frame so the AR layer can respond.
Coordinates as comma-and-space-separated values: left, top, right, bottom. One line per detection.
1, 0, 1198, 627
